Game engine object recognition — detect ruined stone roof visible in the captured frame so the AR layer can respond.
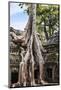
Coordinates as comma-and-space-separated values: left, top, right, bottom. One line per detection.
47, 31, 59, 45
44, 31, 59, 63
9, 27, 23, 35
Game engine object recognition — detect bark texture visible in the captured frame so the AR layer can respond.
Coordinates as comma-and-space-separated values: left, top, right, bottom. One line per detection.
11, 4, 47, 87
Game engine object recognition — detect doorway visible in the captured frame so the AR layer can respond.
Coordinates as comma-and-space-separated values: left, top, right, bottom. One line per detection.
46, 68, 52, 82
11, 71, 18, 84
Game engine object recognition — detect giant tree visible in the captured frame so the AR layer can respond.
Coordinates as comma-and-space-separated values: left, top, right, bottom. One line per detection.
11, 3, 47, 87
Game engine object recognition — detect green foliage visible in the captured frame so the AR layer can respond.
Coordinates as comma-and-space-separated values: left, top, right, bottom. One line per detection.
36, 4, 59, 43
19, 3, 31, 15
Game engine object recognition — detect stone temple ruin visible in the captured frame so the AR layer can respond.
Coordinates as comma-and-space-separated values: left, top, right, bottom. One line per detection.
9, 27, 59, 87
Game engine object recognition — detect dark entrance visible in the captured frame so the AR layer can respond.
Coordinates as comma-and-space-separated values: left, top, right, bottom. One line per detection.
11, 71, 18, 84
34, 65, 40, 84
47, 68, 52, 78
46, 68, 52, 82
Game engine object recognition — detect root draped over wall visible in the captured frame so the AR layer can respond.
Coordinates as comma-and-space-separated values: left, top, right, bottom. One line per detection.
11, 4, 47, 87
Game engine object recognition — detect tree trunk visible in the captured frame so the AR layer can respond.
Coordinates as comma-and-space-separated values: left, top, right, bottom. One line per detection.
44, 20, 49, 40
12, 4, 47, 87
